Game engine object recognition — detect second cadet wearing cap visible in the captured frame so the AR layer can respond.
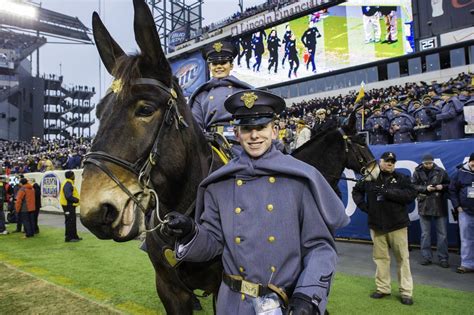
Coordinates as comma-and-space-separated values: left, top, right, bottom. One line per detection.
224, 89, 285, 126
188, 40, 253, 132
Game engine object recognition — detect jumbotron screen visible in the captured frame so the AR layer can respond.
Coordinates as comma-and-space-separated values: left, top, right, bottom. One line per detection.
231, 0, 414, 87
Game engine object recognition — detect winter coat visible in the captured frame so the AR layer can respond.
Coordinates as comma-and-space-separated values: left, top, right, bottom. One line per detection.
436, 97, 465, 140
413, 105, 440, 142
411, 164, 450, 216
352, 170, 417, 233
177, 145, 349, 315
15, 183, 36, 213
365, 114, 389, 145
189, 76, 252, 131
449, 164, 474, 214
390, 113, 415, 144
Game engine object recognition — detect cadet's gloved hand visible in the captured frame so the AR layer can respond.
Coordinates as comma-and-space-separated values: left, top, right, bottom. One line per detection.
161, 211, 196, 244
286, 293, 319, 315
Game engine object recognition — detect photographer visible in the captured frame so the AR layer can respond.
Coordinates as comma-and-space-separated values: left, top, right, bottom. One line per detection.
411, 154, 450, 267
352, 151, 417, 306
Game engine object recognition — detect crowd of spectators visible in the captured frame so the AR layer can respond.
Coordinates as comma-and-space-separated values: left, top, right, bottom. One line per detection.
0, 137, 91, 175
279, 72, 473, 149
1, 72, 472, 173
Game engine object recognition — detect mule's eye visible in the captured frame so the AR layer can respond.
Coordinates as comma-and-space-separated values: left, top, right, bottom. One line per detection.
136, 104, 156, 117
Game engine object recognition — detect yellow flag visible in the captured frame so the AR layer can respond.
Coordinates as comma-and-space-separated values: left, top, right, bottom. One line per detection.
355, 81, 365, 104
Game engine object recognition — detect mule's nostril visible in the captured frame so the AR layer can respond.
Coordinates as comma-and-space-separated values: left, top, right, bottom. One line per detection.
102, 203, 118, 225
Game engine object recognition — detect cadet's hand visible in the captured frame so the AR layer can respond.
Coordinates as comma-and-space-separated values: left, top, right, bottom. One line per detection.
286, 293, 319, 315
161, 212, 196, 243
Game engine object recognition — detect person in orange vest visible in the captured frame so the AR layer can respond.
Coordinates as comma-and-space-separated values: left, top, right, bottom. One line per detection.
60, 171, 82, 242
15, 178, 36, 238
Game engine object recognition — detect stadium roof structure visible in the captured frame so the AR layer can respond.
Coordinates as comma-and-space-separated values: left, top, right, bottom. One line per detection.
0, 1, 92, 44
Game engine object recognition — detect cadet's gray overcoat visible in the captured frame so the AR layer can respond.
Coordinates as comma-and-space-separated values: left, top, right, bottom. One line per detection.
177, 145, 349, 314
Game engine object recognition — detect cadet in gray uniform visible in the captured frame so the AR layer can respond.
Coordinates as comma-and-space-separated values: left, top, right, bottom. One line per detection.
390, 106, 415, 144
189, 40, 252, 133
163, 90, 349, 315
365, 105, 390, 145
412, 98, 440, 142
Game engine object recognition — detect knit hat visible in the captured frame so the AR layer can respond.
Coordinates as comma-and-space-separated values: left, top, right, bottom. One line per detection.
422, 154, 434, 162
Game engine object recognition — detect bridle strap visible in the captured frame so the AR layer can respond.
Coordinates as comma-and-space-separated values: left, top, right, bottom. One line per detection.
84, 157, 148, 213
336, 128, 376, 182
83, 77, 188, 214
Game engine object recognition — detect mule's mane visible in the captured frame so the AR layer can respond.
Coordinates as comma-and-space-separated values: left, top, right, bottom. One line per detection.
291, 128, 340, 155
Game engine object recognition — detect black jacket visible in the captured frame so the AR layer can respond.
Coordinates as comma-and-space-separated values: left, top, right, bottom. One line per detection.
411, 164, 450, 216
352, 170, 417, 233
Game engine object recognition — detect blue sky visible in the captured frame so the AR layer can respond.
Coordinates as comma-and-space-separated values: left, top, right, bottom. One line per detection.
37, 0, 261, 113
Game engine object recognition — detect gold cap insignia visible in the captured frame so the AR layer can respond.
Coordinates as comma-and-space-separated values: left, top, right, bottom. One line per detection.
110, 79, 123, 94
213, 42, 223, 53
240, 92, 258, 109
388, 153, 394, 158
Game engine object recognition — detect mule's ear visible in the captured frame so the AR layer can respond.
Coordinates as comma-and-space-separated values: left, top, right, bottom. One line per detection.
92, 11, 125, 75
133, 0, 172, 84
343, 108, 357, 135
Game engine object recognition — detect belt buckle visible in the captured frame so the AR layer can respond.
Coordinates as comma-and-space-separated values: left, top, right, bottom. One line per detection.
240, 279, 259, 297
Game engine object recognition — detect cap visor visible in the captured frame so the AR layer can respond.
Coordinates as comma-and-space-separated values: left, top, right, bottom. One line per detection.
234, 117, 273, 126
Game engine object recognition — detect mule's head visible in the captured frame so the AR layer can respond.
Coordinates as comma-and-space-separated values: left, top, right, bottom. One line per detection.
341, 107, 379, 181
80, 0, 200, 241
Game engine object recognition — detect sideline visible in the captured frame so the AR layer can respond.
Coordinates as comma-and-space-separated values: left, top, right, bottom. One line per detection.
35, 213, 474, 292
0, 262, 124, 314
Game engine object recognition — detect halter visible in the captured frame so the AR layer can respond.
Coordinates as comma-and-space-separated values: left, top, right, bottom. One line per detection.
83, 77, 189, 222
333, 128, 376, 182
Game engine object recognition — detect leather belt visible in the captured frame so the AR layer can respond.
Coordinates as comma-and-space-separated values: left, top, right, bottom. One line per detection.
222, 273, 289, 306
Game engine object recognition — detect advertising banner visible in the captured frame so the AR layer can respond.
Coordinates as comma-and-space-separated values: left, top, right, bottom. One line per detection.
41, 173, 61, 210
170, 51, 207, 98
336, 138, 474, 247
231, 0, 414, 87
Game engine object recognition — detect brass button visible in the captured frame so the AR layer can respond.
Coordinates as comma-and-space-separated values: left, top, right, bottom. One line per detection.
236, 179, 243, 186
267, 204, 274, 212
241, 294, 245, 300
235, 207, 242, 214
228, 85, 233, 88
269, 176, 276, 183
270, 266, 276, 273
239, 266, 245, 273
209, 95, 214, 100
268, 236, 275, 243
235, 237, 241, 244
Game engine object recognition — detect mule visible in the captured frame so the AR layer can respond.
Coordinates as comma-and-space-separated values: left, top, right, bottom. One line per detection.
80, 1, 378, 314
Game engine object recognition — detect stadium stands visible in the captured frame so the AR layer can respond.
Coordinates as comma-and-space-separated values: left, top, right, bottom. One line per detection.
0, 30, 46, 63
0, 137, 91, 174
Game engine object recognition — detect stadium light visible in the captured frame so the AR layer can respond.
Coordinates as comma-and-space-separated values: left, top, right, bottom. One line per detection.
0, 0, 38, 19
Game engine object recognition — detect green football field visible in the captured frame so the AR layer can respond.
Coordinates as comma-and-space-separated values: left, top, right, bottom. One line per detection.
1, 227, 473, 315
